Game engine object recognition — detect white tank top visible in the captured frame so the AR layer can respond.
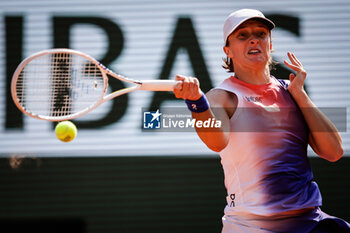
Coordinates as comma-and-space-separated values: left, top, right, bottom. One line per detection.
215, 76, 322, 217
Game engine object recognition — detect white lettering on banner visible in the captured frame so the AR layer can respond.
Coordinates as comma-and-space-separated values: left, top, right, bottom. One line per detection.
162, 118, 221, 129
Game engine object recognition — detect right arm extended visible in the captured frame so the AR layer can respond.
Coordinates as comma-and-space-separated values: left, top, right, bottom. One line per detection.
173, 75, 237, 152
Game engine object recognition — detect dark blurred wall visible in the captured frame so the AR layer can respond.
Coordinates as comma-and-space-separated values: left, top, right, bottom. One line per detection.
0, 156, 349, 233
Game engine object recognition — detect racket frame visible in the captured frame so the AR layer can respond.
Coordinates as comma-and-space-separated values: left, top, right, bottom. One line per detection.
11, 48, 176, 121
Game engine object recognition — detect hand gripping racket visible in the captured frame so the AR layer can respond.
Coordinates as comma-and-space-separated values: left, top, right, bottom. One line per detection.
11, 48, 178, 121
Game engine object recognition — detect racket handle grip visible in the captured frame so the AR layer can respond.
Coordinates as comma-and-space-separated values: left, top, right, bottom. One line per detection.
140, 80, 179, 91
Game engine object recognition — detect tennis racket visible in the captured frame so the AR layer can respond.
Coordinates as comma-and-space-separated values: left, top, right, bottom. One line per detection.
11, 48, 178, 121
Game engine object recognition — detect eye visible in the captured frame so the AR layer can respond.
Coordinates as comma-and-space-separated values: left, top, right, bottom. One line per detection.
237, 32, 248, 39
258, 31, 267, 37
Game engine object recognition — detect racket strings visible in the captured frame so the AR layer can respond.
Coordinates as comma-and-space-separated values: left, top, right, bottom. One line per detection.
15, 52, 105, 118
51, 52, 72, 116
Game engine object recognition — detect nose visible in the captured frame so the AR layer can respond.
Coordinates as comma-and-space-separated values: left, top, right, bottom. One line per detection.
250, 38, 258, 45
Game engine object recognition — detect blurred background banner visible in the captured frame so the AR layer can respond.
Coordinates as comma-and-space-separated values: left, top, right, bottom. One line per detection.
0, 1, 349, 232
1, 0, 349, 157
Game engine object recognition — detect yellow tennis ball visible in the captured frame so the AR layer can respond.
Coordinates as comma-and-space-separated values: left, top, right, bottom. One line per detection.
55, 121, 77, 142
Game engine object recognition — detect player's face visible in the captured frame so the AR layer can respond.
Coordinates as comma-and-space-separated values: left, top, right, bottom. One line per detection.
224, 20, 272, 71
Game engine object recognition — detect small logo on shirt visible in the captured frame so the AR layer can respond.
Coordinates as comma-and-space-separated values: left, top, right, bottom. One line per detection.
244, 96, 262, 103
230, 193, 236, 207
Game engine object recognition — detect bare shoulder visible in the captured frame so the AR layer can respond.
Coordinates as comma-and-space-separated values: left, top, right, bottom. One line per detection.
206, 88, 237, 118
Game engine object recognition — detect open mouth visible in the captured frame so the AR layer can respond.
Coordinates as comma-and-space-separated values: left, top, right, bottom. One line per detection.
248, 49, 261, 55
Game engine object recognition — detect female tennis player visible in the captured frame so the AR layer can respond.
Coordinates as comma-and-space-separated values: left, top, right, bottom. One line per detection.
174, 9, 350, 233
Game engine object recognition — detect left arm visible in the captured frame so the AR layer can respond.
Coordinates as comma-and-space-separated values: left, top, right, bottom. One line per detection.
284, 52, 344, 162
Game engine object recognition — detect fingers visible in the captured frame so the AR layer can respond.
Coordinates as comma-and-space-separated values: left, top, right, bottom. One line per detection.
173, 74, 202, 101
284, 52, 307, 93
283, 60, 297, 70
175, 74, 186, 82
174, 75, 184, 91
289, 52, 302, 67
289, 73, 295, 82
284, 52, 304, 73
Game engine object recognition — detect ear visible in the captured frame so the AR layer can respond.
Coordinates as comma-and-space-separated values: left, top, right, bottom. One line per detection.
223, 46, 233, 58
270, 42, 273, 51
